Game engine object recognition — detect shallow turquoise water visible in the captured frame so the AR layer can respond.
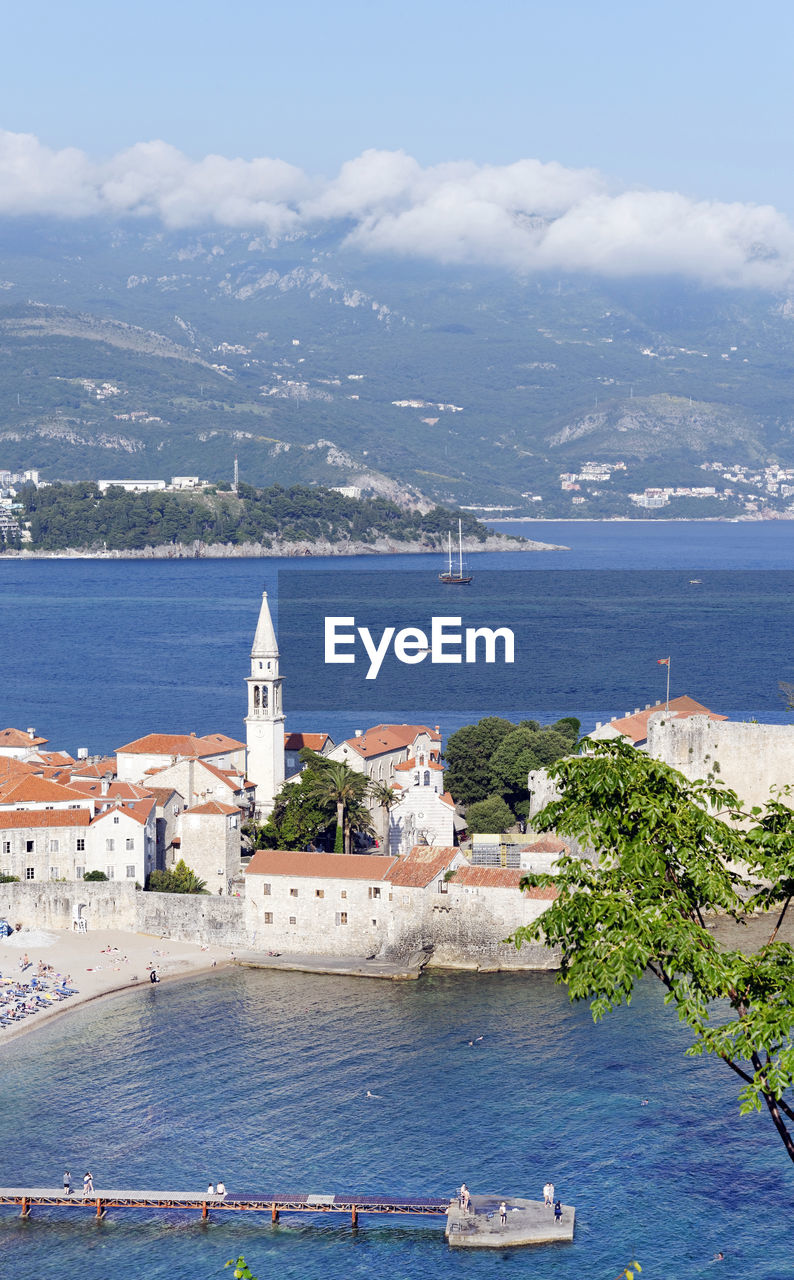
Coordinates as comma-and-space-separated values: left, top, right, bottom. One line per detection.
0, 968, 791, 1279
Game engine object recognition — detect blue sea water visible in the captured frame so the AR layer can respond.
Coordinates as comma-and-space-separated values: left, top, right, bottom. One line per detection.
1, 522, 794, 1278
2, 519, 794, 753
0, 968, 792, 1280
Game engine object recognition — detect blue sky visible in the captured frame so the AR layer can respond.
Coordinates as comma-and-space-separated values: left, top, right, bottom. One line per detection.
1, 0, 792, 209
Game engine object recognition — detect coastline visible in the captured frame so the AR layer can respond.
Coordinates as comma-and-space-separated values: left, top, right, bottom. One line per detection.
0, 928, 233, 1048
3, 532, 565, 559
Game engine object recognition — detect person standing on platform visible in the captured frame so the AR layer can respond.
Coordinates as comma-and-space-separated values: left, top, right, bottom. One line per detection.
499, 1201, 507, 1226
554, 1199, 562, 1224
63, 1170, 71, 1196
459, 1182, 470, 1211
545, 1181, 555, 1207
83, 1172, 94, 1199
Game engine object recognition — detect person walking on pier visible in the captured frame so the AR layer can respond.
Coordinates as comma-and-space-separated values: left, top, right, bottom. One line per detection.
63, 1170, 71, 1196
82, 1172, 94, 1200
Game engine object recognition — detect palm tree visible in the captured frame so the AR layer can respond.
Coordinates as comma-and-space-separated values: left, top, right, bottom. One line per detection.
369, 780, 400, 850
304, 760, 369, 854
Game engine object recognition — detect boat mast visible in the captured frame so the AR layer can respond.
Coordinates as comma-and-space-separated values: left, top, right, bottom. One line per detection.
458, 519, 464, 577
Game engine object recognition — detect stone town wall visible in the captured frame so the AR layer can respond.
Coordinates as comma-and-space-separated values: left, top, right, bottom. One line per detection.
135, 891, 249, 948
0, 882, 137, 931
383, 884, 557, 970
647, 714, 794, 809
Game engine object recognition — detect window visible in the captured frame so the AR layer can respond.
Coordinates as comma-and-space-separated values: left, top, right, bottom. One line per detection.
106, 867, 115, 880
76, 838, 85, 852
2, 841, 9, 856
106, 838, 115, 852
289, 915, 296, 925
113, 815, 120, 824
125, 838, 134, 851
290, 887, 298, 898
25, 840, 34, 854
264, 912, 273, 924
438, 878, 449, 893
340, 889, 347, 899
49, 839, 60, 853
371, 919, 377, 926
315, 888, 324, 898
368, 886, 381, 900
76, 866, 84, 879
263, 882, 271, 896
49, 867, 59, 880
126, 865, 135, 878
424, 771, 430, 786
25, 867, 35, 880
335, 912, 348, 925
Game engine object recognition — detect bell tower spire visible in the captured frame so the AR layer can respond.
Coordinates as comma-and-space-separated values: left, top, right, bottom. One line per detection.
245, 590, 285, 818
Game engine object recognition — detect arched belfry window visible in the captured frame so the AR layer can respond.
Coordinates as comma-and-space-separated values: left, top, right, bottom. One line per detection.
261, 686, 269, 710
424, 770, 430, 786
253, 685, 260, 709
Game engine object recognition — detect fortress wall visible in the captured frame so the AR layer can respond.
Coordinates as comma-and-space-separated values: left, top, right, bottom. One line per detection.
134, 893, 249, 948
647, 714, 794, 808
0, 881, 137, 931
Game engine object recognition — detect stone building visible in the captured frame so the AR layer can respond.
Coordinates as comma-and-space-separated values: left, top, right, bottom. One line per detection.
177, 801, 242, 892
646, 713, 794, 810
116, 732, 246, 784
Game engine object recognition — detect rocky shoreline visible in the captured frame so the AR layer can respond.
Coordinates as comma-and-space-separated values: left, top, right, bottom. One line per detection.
10, 533, 566, 559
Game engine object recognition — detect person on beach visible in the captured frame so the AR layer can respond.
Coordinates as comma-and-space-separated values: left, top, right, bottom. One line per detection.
63, 1170, 71, 1195
149, 969, 159, 984
83, 1172, 94, 1199
554, 1199, 562, 1224
499, 1201, 507, 1226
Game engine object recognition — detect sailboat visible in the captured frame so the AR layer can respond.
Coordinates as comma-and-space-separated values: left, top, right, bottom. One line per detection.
439, 519, 473, 584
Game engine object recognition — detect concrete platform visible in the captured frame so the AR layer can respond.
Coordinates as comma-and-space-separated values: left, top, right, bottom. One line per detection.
446, 1195, 574, 1247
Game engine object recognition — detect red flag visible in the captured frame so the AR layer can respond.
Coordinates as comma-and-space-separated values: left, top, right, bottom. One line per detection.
657, 657, 670, 666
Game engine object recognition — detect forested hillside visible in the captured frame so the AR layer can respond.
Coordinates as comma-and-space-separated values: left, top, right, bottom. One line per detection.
13, 480, 498, 553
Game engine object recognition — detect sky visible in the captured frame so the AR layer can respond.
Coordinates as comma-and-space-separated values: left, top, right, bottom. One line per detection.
1, 0, 794, 287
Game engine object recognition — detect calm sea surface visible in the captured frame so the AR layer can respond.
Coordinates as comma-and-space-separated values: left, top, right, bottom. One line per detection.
1, 522, 794, 1280
2, 519, 794, 752
0, 968, 792, 1280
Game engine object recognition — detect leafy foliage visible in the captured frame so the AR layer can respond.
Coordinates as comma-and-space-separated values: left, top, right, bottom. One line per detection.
511, 739, 794, 1162
444, 715, 579, 814
15, 480, 491, 554
464, 794, 515, 834
82, 870, 108, 882
224, 1257, 257, 1280
146, 858, 207, 894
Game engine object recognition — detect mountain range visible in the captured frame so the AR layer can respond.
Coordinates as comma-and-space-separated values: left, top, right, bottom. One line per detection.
2, 218, 794, 515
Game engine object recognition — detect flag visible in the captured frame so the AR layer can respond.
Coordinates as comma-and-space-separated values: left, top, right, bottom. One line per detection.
657, 657, 670, 666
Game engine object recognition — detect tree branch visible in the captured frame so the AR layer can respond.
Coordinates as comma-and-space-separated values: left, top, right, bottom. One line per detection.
769, 893, 792, 945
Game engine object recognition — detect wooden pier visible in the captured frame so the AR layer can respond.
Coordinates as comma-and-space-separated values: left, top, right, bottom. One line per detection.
0, 1187, 575, 1246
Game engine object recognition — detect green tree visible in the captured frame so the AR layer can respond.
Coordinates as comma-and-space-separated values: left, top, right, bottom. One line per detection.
82, 870, 108, 882
464, 793, 515, 834
443, 717, 514, 806
512, 739, 794, 1163
147, 859, 207, 894
370, 780, 400, 846
303, 760, 370, 854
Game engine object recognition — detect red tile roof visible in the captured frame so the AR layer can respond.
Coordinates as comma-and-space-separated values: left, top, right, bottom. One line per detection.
70, 757, 117, 779
90, 803, 150, 827
144, 786, 183, 807
116, 732, 245, 756
246, 850, 397, 881
608, 696, 727, 745
342, 724, 441, 760
452, 865, 557, 897
0, 776, 90, 806
284, 732, 332, 752
0, 808, 91, 829
184, 801, 240, 816
34, 751, 75, 767
521, 836, 567, 854
386, 846, 459, 888
0, 758, 39, 786
394, 757, 444, 772
0, 727, 48, 748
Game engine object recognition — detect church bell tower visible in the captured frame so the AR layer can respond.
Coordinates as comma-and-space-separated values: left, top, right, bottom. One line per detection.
245, 590, 285, 818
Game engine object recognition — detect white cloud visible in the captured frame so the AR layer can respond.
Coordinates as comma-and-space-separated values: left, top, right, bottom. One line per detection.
0, 130, 792, 288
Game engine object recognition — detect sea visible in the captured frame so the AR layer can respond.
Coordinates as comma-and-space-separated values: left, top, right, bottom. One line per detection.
1, 521, 793, 1279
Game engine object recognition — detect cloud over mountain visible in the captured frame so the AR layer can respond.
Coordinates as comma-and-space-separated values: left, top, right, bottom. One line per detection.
1, 130, 793, 289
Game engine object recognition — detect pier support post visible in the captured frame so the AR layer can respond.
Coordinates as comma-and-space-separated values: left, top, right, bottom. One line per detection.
202, 1202, 208, 1221
96, 1199, 105, 1220
271, 1204, 279, 1223
20, 1197, 29, 1220
351, 1205, 358, 1228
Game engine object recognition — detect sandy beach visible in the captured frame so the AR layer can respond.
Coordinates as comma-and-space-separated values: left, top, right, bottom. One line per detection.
0, 927, 233, 1045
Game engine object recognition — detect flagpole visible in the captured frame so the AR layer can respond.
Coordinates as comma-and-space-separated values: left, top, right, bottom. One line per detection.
666, 658, 670, 711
